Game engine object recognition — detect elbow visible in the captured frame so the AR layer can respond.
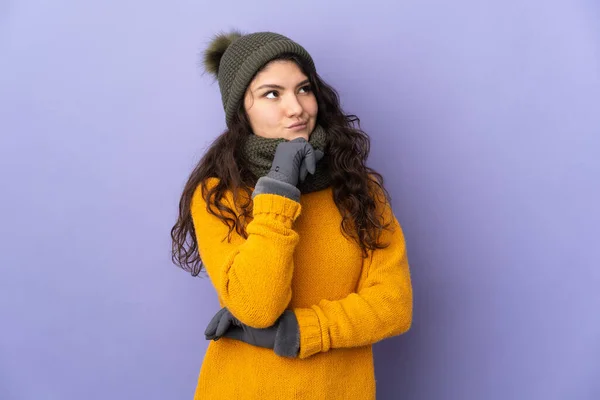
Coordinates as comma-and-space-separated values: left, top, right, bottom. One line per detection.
402, 301, 414, 334
397, 310, 413, 334
390, 294, 413, 336
389, 309, 412, 337
251, 314, 281, 329
395, 282, 413, 335
244, 307, 284, 329
219, 273, 293, 328
230, 292, 291, 329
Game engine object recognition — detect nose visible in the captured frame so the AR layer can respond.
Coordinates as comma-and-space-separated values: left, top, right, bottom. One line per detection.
283, 93, 303, 117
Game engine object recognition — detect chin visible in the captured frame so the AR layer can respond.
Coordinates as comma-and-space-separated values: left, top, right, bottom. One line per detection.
287, 132, 310, 141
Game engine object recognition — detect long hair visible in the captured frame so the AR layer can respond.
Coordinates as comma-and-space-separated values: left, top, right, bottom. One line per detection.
171, 53, 392, 276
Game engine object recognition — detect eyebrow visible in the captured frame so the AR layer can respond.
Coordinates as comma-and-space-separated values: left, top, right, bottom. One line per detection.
254, 79, 310, 92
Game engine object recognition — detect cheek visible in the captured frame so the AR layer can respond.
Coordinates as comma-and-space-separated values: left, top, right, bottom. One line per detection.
248, 104, 280, 129
303, 96, 318, 117
261, 106, 283, 126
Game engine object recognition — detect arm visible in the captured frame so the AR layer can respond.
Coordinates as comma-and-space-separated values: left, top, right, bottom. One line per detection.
193, 139, 321, 329
293, 198, 413, 359
191, 178, 302, 328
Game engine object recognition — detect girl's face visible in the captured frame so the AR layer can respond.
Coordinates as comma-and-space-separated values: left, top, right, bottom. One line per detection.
243, 60, 318, 141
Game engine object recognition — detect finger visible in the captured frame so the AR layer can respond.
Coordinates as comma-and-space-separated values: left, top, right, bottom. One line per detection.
299, 159, 308, 182
215, 311, 234, 338
205, 318, 217, 339
315, 149, 324, 163
205, 308, 227, 338
206, 311, 226, 339
303, 146, 317, 175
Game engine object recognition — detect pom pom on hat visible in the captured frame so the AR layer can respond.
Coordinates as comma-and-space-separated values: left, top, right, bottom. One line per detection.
202, 30, 243, 77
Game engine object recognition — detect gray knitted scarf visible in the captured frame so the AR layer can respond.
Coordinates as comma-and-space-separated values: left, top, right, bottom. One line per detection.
243, 125, 332, 193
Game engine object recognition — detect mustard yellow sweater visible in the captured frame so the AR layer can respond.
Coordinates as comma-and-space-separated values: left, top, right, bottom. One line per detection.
191, 178, 413, 400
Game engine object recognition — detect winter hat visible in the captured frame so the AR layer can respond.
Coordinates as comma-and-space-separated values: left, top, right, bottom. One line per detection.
202, 30, 316, 127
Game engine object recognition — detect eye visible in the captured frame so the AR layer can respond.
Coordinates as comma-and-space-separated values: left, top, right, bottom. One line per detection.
298, 85, 312, 94
264, 91, 279, 99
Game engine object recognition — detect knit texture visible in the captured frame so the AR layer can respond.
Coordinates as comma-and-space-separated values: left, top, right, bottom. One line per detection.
191, 178, 413, 400
243, 125, 331, 193
216, 32, 316, 126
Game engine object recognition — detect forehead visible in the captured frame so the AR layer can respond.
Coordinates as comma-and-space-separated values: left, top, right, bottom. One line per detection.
250, 60, 307, 86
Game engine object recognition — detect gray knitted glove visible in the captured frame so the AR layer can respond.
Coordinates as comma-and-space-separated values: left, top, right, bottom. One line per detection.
252, 138, 324, 202
205, 308, 300, 358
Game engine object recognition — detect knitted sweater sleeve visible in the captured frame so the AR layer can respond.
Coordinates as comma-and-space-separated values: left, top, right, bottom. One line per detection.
292, 196, 413, 359
191, 179, 302, 328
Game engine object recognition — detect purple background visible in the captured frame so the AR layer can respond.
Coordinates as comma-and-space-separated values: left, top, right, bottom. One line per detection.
1, 1, 599, 399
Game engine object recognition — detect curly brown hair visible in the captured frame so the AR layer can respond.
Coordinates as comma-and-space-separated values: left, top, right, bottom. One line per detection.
171, 53, 392, 276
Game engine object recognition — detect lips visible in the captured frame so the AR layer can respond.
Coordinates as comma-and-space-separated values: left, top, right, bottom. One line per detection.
288, 121, 307, 129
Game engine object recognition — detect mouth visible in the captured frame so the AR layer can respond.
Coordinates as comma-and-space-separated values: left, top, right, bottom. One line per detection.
287, 122, 308, 130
